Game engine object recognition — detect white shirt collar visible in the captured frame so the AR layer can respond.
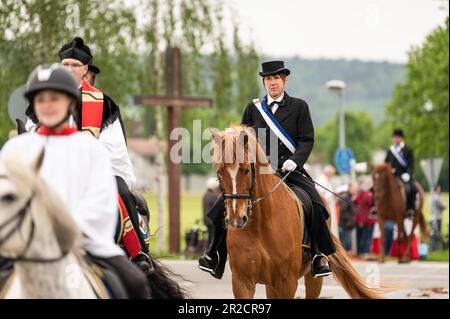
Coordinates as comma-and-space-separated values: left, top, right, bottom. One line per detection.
393, 141, 405, 151
267, 92, 284, 105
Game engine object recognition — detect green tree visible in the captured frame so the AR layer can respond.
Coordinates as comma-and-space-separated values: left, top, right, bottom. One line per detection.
0, 0, 139, 146
386, 17, 449, 159
135, 0, 260, 176
314, 111, 376, 165
386, 17, 449, 190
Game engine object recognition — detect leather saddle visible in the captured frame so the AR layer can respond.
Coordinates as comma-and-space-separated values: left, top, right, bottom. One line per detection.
0, 256, 128, 299
395, 177, 413, 209
286, 183, 313, 247
83, 254, 129, 299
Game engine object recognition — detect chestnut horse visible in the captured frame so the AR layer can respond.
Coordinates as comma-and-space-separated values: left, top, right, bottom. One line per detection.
210, 125, 384, 299
372, 163, 426, 263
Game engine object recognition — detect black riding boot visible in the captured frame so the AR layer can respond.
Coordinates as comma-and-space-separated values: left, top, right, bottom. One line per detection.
308, 203, 336, 278
198, 195, 227, 279
405, 181, 417, 219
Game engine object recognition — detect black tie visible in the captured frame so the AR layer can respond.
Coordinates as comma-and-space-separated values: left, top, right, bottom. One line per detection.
269, 100, 284, 108
268, 100, 283, 114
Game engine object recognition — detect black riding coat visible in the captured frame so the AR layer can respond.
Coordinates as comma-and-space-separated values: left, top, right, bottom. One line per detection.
241, 92, 314, 174
240, 92, 327, 216
384, 145, 414, 177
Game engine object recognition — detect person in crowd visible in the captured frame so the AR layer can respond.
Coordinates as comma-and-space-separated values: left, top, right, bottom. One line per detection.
352, 181, 376, 259
337, 184, 355, 252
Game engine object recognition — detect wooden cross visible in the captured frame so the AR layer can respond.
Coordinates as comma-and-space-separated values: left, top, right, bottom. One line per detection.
135, 47, 212, 253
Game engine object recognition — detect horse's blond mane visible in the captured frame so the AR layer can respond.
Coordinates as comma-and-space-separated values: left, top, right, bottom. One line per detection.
212, 125, 271, 171
2, 154, 82, 256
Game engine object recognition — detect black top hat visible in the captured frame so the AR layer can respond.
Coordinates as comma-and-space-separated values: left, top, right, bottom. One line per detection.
259, 60, 291, 77
88, 62, 101, 74
392, 129, 404, 137
58, 37, 93, 65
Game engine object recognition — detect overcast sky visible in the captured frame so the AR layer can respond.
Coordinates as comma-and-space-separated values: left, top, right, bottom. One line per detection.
223, 0, 448, 62
127, 0, 448, 63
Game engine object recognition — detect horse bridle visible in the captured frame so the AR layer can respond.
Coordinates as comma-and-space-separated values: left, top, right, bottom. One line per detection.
217, 163, 256, 216
0, 175, 68, 263
216, 164, 293, 215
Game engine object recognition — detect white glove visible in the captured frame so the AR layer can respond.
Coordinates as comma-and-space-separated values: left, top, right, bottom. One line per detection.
281, 159, 297, 172
401, 173, 410, 183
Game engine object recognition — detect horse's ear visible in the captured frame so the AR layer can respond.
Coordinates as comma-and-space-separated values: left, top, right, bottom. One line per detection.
33, 147, 45, 172
209, 128, 222, 145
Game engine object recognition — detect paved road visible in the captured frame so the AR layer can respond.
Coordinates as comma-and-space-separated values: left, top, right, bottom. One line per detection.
161, 259, 449, 299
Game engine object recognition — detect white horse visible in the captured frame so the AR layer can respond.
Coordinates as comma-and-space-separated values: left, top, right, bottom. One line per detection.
0, 150, 99, 298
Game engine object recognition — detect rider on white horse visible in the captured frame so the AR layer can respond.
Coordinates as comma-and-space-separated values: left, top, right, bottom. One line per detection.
1, 64, 150, 298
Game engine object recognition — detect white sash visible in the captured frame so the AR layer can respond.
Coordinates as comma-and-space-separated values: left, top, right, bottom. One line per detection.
253, 98, 297, 154
389, 145, 408, 167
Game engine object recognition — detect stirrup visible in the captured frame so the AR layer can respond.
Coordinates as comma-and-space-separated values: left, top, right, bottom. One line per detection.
311, 253, 332, 278
135, 252, 155, 275
198, 251, 219, 274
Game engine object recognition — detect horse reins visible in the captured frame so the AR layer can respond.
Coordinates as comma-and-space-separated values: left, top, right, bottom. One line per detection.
285, 169, 356, 205
251, 169, 293, 208
0, 175, 68, 263
217, 164, 294, 214
218, 163, 255, 215
216, 162, 368, 214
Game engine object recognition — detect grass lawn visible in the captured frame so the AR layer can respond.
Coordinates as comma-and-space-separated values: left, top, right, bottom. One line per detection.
420, 192, 449, 262
143, 191, 449, 261
425, 250, 449, 262
422, 192, 449, 237
144, 192, 204, 256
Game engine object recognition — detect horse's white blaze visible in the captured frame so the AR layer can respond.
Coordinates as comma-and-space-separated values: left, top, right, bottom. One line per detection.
228, 165, 239, 213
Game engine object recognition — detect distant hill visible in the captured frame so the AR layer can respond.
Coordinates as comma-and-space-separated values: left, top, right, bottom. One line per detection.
262, 57, 406, 126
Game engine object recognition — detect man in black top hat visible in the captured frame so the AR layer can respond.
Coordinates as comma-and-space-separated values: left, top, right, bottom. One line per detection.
385, 129, 417, 218
198, 60, 336, 279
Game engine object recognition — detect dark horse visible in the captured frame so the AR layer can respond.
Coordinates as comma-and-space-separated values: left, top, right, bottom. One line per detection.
127, 191, 187, 299
372, 163, 427, 263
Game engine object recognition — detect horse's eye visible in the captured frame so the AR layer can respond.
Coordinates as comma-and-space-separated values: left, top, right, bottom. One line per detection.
1, 193, 17, 204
